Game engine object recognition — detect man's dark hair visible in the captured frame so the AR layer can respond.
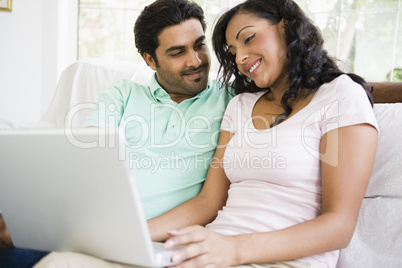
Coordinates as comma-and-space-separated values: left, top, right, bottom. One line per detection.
134, 0, 206, 65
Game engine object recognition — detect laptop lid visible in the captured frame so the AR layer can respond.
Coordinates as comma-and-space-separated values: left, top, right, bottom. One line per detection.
0, 128, 175, 267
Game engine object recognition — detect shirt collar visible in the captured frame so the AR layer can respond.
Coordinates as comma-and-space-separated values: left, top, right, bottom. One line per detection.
149, 73, 169, 101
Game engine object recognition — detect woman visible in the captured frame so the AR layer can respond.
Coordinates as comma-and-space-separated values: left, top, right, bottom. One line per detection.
161, 0, 379, 267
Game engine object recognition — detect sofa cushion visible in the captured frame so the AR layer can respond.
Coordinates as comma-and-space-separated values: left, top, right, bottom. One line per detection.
41, 58, 138, 128
337, 197, 402, 267
130, 61, 155, 84
365, 103, 402, 197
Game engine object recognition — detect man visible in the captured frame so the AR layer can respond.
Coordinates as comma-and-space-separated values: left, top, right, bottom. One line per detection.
82, 0, 231, 221
1, 0, 232, 267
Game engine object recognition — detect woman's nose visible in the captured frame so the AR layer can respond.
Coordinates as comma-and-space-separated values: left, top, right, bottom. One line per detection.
235, 48, 248, 65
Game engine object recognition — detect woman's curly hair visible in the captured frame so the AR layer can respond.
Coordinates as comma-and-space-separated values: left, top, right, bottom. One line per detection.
212, 0, 373, 126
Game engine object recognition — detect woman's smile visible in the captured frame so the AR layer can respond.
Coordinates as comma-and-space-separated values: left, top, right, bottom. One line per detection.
246, 58, 262, 76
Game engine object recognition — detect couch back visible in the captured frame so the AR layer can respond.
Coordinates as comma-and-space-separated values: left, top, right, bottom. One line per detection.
337, 82, 402, 268
41, 58, 153, 128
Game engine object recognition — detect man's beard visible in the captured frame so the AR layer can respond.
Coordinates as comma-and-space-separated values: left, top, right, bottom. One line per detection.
157, 62, 210, 95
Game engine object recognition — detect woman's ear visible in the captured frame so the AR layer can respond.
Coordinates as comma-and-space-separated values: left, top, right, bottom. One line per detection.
282, 18, 288, 28
143, 53, 157, 71
278, 19, 287, 37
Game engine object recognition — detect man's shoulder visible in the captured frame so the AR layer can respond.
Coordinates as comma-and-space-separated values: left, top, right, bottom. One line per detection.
107, 79, 150, 96
206, 78, 234, 98
111, 78, 150, 88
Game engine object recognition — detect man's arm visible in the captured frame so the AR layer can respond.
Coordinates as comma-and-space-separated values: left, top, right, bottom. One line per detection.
148, 130, 233, 242
0, 213, 14, 248
371, 82, 402, 103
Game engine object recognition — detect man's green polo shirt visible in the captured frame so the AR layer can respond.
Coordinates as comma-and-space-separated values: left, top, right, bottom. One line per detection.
85, 74, 232, 219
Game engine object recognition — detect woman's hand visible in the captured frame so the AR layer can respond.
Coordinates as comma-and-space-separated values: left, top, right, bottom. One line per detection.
0, 213, 14, 248
165, 225, 237, 268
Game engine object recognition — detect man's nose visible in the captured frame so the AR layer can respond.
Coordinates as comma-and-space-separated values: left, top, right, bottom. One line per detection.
187, 50, 202, 67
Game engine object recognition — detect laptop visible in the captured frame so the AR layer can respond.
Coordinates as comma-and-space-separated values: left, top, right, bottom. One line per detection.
0, 128, 180, 267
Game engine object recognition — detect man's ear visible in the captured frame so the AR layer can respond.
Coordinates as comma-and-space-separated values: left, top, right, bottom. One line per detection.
143, 52, 157, 71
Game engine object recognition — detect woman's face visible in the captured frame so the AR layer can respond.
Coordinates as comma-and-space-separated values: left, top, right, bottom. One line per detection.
225, 12, 287, 89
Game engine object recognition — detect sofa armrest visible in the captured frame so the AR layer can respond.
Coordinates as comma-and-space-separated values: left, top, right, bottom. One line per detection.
0, 119, 56, 130
371, 82, 402, 103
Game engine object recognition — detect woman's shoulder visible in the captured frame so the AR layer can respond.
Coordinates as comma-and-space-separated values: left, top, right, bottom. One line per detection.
318, 74, 368, 101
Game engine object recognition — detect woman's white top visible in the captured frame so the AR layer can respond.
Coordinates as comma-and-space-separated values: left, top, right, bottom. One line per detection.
206, 75, 379, 268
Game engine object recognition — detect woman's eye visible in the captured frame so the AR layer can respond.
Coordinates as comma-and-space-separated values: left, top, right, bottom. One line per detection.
226, 46, 236, 55
245, 34, 255, 44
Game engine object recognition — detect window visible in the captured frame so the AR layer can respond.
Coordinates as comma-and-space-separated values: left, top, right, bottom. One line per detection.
299, 0, 402, 82
78, 0, 244, 69
78, 0, 402, 81
78, 0, 145, 62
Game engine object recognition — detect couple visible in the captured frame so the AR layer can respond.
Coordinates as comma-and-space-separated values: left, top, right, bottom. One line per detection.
2, 0, 378, 267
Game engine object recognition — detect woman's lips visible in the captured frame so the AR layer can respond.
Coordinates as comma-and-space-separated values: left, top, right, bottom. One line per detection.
246, 59, 261, 75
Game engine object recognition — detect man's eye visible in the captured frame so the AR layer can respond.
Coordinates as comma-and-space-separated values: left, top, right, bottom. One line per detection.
196, 43, 206, 49
245, 34, 255, 44
171, 51, 184, 56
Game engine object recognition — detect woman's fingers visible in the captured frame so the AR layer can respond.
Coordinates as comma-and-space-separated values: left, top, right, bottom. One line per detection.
165, 225, 206, 248
165, 226, 236, 268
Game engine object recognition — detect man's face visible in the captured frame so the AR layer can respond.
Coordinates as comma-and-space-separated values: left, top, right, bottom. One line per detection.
145, 18, 210, 100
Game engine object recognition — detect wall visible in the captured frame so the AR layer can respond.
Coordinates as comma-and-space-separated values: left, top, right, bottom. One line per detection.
0, 0, 77, 123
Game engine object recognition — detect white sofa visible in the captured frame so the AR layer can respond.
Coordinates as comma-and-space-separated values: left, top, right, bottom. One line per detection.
0, 58, 153, 130
337, 102, 402, 267
1, 58, 401, 267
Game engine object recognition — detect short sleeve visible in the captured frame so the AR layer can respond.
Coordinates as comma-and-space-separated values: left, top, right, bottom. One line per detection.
321, 75, 379, 135
84, 81, 126, 128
